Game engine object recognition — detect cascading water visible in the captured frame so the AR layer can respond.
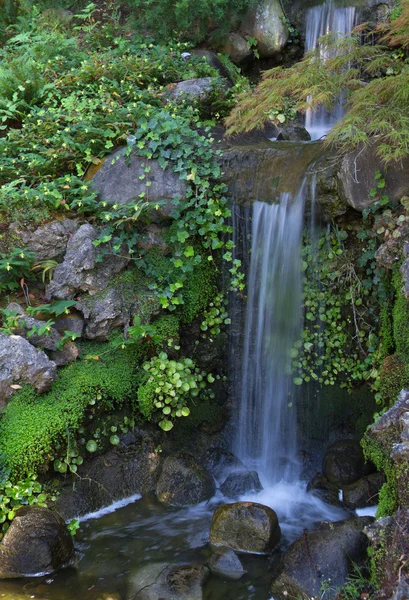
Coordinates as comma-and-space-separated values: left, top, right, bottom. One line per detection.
235, 188, 305, 483
304, 0, 356, 140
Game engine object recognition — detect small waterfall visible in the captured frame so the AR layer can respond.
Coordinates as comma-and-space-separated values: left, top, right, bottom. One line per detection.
304, 0, 356, 140
235, 184, 306, 483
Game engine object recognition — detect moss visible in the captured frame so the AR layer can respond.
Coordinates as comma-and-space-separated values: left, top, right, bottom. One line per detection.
0, 342, 140, 478
178, 255, 218, 323
379, 354, 409, 408
392, 267, 409, 359
150, 314, 180, 350
361, 435, 399, 517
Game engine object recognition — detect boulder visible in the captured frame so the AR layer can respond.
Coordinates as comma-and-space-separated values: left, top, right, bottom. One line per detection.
0, 333, 57, 408
202, 447, 246, 482
342, 472, 385, 509
210, 502, 281, 554
54, 431, 162, 520
220, 470, 263, 498
276, 123, 311, 141
337, 144, 409, 212
208, 547, 246, 580
322, 440, 373, 486
156, 453, 216, 507
91, 149, 187, 221
271, 517, 373, 600
307, 473, 341, 506
240, 0, 288, 59
0, 506, 74, 578
191, 49, 234, 79
53, 312, 84, 337
217, 32, 253, 65
46, 224, 127, 300
167, 77, 229, 102
131, 563, 209, 600
8, 219, 79, 262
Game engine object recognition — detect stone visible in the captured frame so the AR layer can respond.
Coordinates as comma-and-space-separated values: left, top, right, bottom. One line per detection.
8, 219, 79, 262
210, 501, 281, 554
322, 440, 373, 486
220, 470, 263, 498
337, 143, 409, 212
79, 287, 128, 341
0, 506, 74, 578
276, 123, 311, 141
202, 447, 246, 482
0, 333, 57, 407
53, 312, 84, 337
156, 453, 216, 507
48, 342, 79, 366
91, 149, 187, 221
131, 563, 209, 600
271, 517, 373, 600
54, 431, 162, 520
217, 32, 253, 65
46, 224, 127, 300
307, 473, 342, 506
167, 77, 229, 101
342, 472, 386, 509
208, 547, 246, 580
240, 0, 288, 59
191, 50, 234, 79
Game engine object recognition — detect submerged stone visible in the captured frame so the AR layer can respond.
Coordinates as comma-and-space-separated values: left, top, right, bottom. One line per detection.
208, 547, 246, 580
210, 501, 281, 554
131, 563, 209, 600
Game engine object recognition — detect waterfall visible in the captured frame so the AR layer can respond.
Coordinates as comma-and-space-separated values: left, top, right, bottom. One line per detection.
234, 184, 306, 483
304, 0, 356, 140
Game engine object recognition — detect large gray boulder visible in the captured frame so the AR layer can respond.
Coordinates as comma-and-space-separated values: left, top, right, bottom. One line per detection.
0, 333, 57, 407
156, 453, 216, 507
217, 32, 253, 64
91, 149, 187, 221
131, 563, 209, 600
46, 224, 127, 300
0, 506, 74, 578
271, 517, 373, 599
202, 447, 246, 483
167, 77, 228, 100
7, 219, 79, 261
240, 0, 288, 59
337, 144, 409, 212
210, 501, 281, 554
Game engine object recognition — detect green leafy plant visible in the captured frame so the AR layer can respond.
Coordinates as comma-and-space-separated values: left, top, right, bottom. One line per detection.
0, 247, 36, 293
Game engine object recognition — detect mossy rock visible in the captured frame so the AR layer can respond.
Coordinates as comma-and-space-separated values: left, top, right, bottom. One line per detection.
156, 452, 216, 506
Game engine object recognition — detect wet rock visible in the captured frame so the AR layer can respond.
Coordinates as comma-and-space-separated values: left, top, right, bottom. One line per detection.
208, 547, 246, 580
46, 224, 127, 300
202, 447, 246, 482
54, 432, 162, 520
276, 123, 311, 141
271, 517, 373, 600
131, 563, 209, 600
240, 0, 288, 59
217, 32, 253, 65
337, 143, 409, 212
322, 440, 374, 486
220, 470, 263, 498
8, 219, 79, 262
342, 472, 385, 509
0, 506, 74, 578
210, 501, 281, 554
307, 473, 342, 506
91, 149, 187, 221
156, 453, 216, 507
0, 333, 57, 407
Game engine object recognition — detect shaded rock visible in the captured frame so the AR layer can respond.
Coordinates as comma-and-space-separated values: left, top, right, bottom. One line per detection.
337, 144, 409, 212
240, 0, 288, 59
167, 77, 229, 102
217, 32, 253, 64
91, 149, 186, 221
271, 517, 373, 600
220, 470, 263, 498
0, 506, 74, 578
8, 219, 79, 262
191, 49, 234, 79
391, 581, 409, 600
48, 342, 79, 366
0, 333, 57, 407
54, 431, 162, 520
342, 472, 385, 509
276, 123, 311, 141
322, 440, 374, 486
210, 501, 280, 554
202, 447, 246, 482
156, 453, 215, 507
307, 473, 342, 506
137, 223, 170, 253
131, 563, 209, 600
46, 224, 127, 300
208, 547, 246, 580
53, 312, 84, 337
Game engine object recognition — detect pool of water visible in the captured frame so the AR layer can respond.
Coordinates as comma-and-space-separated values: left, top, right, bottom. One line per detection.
0, 479, 351, 600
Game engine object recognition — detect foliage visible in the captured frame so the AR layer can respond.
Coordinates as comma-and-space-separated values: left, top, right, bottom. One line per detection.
136, 352, 215, 431
0, 473, 54, 539
0, 247, 36, 293
123, 0, 254, 44
226, 5, 409, 162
